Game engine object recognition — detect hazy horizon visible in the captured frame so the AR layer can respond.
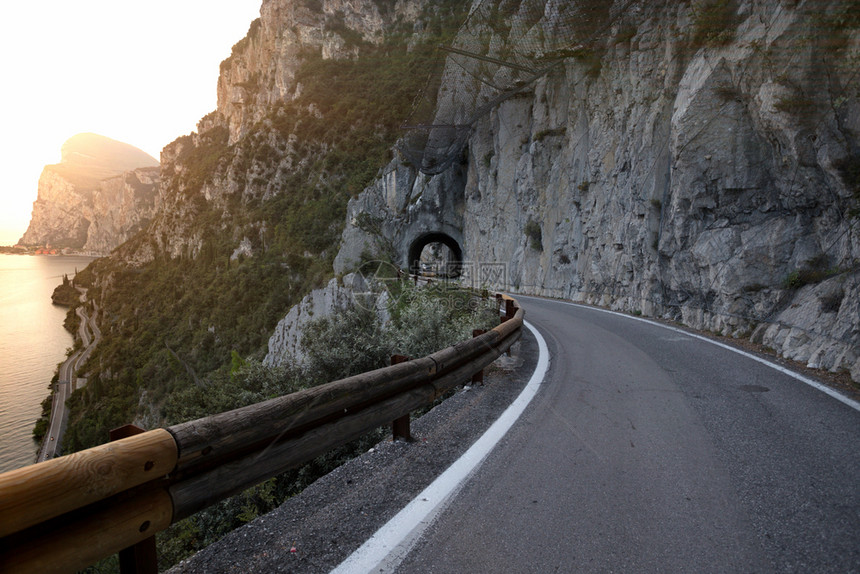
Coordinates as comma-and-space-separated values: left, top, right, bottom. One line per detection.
0, 1, 262, 246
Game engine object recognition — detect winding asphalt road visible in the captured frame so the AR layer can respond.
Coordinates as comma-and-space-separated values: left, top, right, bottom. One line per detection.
38, 299, 99, 462
395, 296, 860, 573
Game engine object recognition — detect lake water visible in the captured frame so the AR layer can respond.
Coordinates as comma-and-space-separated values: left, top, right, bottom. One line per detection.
0, 254, 95, 473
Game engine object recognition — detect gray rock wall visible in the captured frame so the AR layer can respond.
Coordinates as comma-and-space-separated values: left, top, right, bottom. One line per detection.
217, 0, 429, 144
264, 272, 388, 367
334, 0, 860, 382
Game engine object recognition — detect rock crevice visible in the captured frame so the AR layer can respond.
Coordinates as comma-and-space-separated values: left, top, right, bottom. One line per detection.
333, 0, 860, 381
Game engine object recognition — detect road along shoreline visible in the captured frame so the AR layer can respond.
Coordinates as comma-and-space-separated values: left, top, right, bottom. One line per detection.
37, 297, 100, 462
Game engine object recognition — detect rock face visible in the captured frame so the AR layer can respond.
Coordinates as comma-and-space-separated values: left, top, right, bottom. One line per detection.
19, 134, 159, 254
334, 0, 860, 381
130, 0, 431, 264
216, 0, 423, 143
264, 272, 385, 367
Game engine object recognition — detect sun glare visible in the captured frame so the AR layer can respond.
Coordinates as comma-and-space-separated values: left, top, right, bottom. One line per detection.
0, 1, 261, 246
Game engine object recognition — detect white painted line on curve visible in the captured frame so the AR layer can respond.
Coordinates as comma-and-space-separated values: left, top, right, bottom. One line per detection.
330, 320, 550, 574
519, 295, 860, 413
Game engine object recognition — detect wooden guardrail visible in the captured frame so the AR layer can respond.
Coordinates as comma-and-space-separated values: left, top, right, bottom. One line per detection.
0, 294, 523, 573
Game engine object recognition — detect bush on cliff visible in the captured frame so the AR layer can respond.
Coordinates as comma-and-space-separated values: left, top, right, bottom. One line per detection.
152, 280, 496, 569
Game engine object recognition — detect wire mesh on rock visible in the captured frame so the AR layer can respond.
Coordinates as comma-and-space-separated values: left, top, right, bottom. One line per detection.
398, 0, 627, 174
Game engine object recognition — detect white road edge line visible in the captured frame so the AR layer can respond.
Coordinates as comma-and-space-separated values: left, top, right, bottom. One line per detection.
330, 320, 550, 574
520, 295, 860, 413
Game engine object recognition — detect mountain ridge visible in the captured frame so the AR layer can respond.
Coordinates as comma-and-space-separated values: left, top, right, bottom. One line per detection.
19, 133, 160, 252
51, 0, 859, 567
60, 132, 158, 172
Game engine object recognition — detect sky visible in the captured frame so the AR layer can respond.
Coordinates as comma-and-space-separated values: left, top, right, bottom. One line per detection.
0, 1, 263, 246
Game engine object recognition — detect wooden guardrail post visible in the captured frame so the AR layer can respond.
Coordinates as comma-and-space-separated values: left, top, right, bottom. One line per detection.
110, 424, 158, 574
390, 355, 413, 441
0, 293, 524, 573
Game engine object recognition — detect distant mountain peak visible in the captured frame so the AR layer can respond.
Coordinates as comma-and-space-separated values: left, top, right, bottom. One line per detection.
59, 133, 158, 173
18, 134, 161, 252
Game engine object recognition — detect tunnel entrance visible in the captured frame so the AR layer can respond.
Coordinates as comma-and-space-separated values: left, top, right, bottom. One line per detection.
408, 233, 463, 278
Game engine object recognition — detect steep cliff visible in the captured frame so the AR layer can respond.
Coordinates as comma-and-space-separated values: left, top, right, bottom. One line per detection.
214, 0, 438, 144
126, 0, 442, 264
54, 0, 859, 566
66, 0, 464, 452
334, 0, 860, 382
68, 0, 859, 450
19, 133, 159, 254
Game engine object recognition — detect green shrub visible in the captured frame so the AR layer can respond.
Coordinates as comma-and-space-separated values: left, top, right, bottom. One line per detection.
302, 281, 497, 373
301, 303, 392, 383
714, 84, 742, 102
534, 127, 566, 142
783, 266, 840, 289
63, 305, 81, 336
324, 16, 366, 48
524, 219, 543, 251
388, 282, 498, 359
775, 95, 815, 116
31, 418, 48, 442
51, 274, 80, 306
691, 0, 739, 47
175, 126, 231, 195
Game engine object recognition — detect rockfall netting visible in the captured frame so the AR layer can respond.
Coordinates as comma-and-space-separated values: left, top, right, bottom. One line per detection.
398, 0, 634, 174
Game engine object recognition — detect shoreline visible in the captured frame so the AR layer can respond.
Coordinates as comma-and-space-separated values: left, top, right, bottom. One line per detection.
0, 255, 95, 472
0, 249, 104, 257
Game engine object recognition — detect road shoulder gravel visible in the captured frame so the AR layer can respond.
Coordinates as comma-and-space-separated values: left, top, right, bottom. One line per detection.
168, 328, 539, 574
